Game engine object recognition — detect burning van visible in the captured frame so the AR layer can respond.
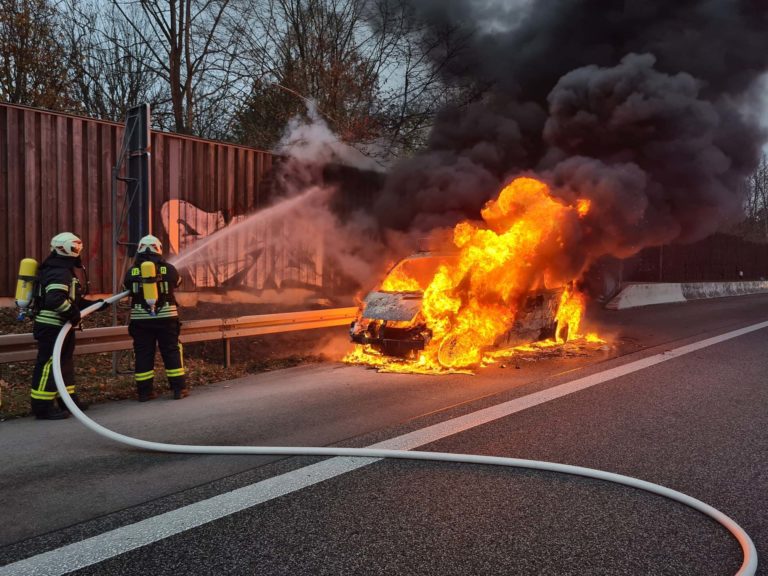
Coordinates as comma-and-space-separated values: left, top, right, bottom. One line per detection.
349, 251, 566, 367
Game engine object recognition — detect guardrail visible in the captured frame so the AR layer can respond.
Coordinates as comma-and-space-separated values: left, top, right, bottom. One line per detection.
0, 307, 358, 365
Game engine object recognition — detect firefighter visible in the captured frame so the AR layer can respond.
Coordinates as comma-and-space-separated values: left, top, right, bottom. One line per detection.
124, 234, 188, 401
31, 232, 107, 420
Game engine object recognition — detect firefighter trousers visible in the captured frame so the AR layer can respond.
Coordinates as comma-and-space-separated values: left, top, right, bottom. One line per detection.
129, 318, 185, 396
31, 324, 76, 415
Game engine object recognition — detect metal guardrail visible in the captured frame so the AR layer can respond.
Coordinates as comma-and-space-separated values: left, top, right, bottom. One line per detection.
0, 307, 358, 364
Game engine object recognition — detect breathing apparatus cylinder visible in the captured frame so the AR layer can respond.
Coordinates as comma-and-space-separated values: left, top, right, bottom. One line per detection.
140, 261, 158, 316
15, 258, 39, 320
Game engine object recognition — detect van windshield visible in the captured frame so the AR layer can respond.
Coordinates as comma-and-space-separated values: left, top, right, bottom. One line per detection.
380, 253, 457, 292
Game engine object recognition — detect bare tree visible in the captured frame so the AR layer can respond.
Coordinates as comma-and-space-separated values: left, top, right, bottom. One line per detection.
62, 1, 161, 122
112, 0, 247, 136
0, 0, 461, 154
365, 0, 476, 156
0, 0, 73, 109
232, 0, 378, 148
737, 154, 768, 242
231, 0, 455, 158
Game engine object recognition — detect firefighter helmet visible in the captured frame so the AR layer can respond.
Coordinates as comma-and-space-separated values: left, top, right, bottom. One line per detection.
50, 232, 83, 257
137, 234, 162, 254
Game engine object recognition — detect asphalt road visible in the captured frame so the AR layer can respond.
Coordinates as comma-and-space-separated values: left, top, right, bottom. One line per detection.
1, 295, 768, 575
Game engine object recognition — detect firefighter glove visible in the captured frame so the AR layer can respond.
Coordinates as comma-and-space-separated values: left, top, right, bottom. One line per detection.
68, 307, 82, 326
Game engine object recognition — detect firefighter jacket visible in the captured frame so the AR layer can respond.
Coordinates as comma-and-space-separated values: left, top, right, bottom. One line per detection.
34, 253, 90, 328
124, 254, 181, 321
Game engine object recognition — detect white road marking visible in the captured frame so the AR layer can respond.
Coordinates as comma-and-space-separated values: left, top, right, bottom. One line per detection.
3, 320, 767, 576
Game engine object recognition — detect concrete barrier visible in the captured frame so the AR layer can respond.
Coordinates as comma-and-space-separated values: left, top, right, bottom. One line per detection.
681, 281, 768, 300
605, 283, 686, 310
606, 281, 768, 310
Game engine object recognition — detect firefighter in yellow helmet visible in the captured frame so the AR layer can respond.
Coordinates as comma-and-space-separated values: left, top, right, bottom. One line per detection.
123, 234, 188, 401
31, 232, 108, 420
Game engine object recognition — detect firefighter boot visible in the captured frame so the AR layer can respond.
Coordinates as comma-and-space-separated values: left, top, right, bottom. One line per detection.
58, 393, 90, 413
137, 382, 157, 402
172, 384, 189, 400
32, 399, 70, 420
169, 374, 188, 400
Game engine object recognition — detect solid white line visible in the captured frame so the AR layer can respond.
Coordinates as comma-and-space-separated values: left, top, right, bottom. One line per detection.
3, 320, 767, 576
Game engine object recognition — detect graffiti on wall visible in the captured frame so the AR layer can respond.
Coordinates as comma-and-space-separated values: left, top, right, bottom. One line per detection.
161, 199, 323, 291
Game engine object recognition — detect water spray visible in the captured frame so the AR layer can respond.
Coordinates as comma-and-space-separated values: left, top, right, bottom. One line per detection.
169, 187, 323, 271
52, 292, 757, 575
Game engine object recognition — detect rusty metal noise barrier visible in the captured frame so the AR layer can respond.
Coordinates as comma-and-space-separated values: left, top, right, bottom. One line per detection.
0, 307, 359, 364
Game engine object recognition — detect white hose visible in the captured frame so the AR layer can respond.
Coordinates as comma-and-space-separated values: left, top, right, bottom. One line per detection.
53, 291, 757, 575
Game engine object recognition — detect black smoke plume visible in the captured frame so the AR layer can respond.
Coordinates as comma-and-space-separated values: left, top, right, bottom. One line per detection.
375, 0, 768, 275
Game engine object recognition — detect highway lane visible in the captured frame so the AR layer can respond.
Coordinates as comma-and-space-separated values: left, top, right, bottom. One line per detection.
1, 294, 768, 574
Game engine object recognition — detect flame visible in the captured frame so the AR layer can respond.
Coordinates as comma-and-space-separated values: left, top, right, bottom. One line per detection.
346, 176, 603, 372
344, 345, 473, 375
554, 285, 586, 342
576, 198, 591, 217
380, 265, 422, 292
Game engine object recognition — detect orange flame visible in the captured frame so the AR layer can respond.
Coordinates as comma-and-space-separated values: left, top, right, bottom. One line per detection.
576, 198, 591, 217
555, 285, 586, 342
346, 177, 602, 372
380, 266, 422, 292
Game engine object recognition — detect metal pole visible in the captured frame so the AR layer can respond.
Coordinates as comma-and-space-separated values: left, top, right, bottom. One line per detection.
110, 107, 142, 375
111, 166, 119, 375
618, 258, 624, 285
223, 339, 231, 368
659, 245, 664, 282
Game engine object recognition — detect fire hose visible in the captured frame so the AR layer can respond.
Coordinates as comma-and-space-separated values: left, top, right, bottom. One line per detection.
53, 291, 757, 575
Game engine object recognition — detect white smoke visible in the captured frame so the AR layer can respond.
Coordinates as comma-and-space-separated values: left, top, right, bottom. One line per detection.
272, 101, 414, 295
276, 100, 384, 173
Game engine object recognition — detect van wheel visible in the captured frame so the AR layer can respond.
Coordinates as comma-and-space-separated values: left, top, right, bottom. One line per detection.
539, 322, 557, 341
556, 322, 569, 342
438, 334, 481, 369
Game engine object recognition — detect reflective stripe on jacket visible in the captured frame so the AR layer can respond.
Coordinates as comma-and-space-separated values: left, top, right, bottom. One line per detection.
33, 254, 86, 327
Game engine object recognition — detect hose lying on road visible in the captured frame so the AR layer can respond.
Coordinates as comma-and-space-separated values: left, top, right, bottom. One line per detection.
53, 290, 758, 576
